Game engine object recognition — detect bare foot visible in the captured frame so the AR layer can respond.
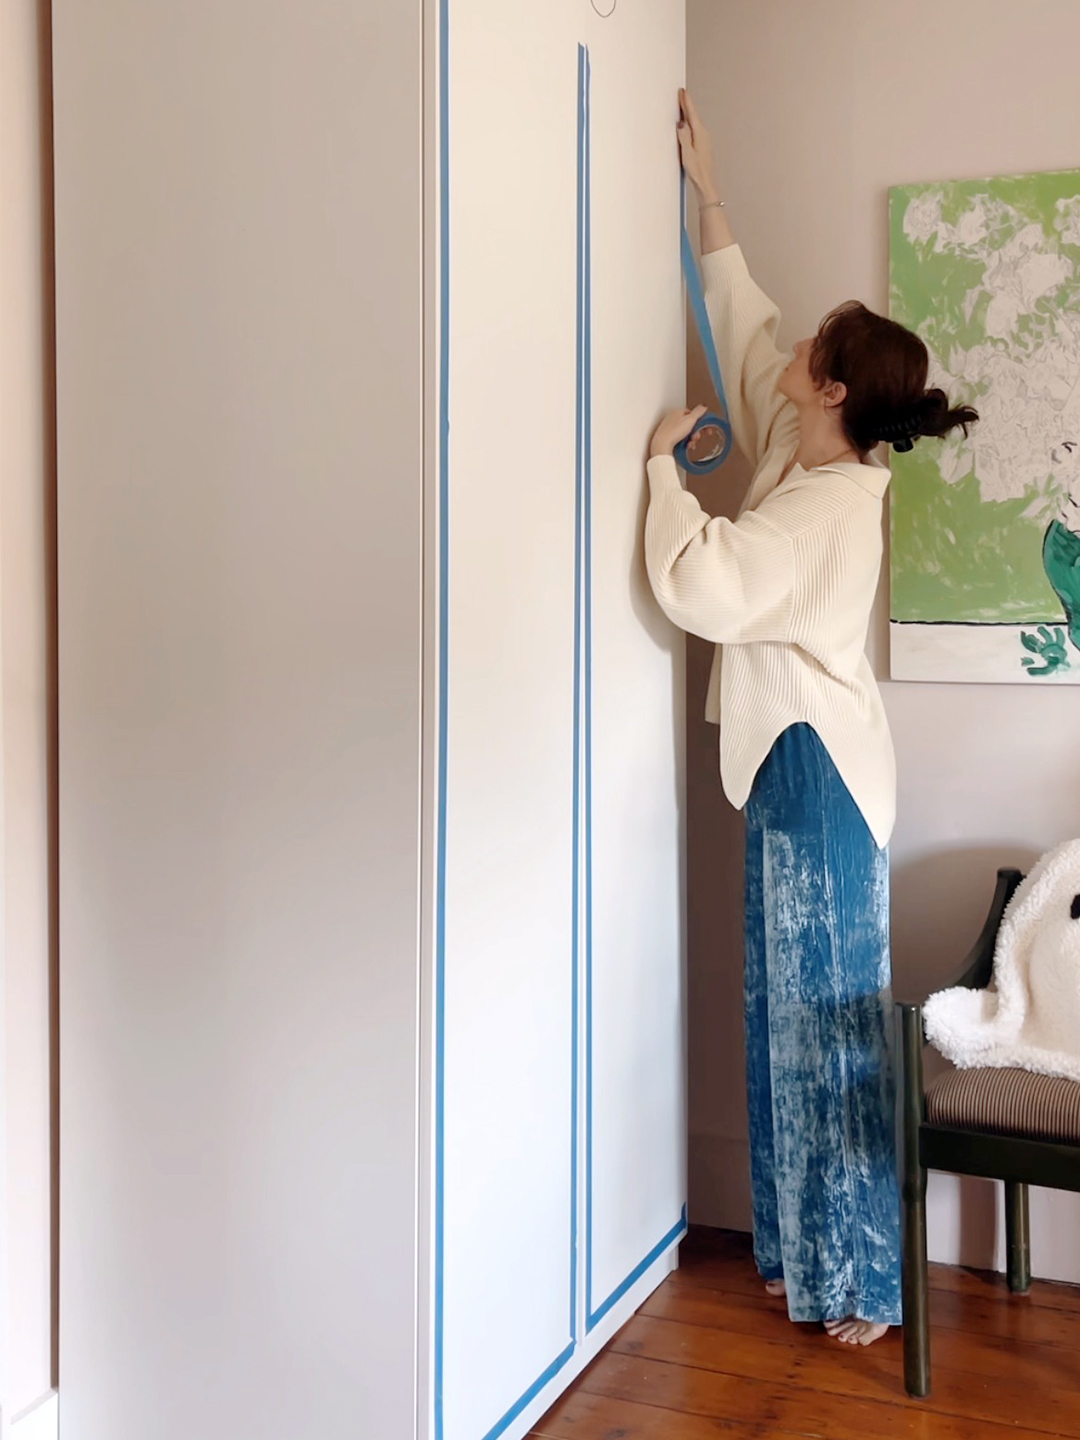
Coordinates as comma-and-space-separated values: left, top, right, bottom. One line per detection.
764, 1279, 786, 1298
824, 1318, 889, 1346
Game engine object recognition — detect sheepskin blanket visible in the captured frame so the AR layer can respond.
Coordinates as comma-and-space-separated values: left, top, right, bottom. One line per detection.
924, 839, 1080, 1082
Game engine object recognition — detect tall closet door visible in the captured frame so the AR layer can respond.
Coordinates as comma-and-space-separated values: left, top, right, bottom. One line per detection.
432, 3, 685, 1438
435, 10, 580, 1439
54, 7, 424, 1438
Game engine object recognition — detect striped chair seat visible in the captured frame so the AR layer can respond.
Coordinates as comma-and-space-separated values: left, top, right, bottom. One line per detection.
926, 1066, 1080, 1145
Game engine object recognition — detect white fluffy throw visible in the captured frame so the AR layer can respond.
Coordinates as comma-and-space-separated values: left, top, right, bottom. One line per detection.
924, 839, 1080, 1082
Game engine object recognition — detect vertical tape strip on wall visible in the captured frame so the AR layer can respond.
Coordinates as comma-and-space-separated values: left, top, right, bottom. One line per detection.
434, 0, 450, 1428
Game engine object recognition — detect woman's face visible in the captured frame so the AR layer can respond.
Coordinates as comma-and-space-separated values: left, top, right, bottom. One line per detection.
779, 334, 848, 419
778, 338, 820, 405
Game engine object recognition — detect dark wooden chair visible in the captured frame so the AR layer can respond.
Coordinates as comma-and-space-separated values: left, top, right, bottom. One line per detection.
897, 865, 1080, 1397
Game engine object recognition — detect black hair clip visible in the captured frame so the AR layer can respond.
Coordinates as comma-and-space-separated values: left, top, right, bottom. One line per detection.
873, 411, 921, 452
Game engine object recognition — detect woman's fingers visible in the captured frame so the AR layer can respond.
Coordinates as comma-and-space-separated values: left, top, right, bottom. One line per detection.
681, 88, 703, 136
672, 406, 709, 440
677, 90, 714, 194
649, 404, 711, 458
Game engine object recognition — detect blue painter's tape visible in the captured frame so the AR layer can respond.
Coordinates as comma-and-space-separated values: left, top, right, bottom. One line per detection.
434, 0, 450, 1431
588, 1206, 688, 1332
675, 169, 733, 474
673, 409, 732, 475
581, 37, 595, 1338
570, 36, 587, 1349
479, 1342, 576, 1440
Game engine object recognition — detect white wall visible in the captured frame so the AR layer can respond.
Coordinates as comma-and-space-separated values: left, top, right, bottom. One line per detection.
53, 6, 423, 1438
0, 0, 57, 1424
687, 0, 1080, 1281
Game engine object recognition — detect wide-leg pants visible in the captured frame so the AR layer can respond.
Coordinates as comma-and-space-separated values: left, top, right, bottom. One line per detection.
743, 723, 902, 1325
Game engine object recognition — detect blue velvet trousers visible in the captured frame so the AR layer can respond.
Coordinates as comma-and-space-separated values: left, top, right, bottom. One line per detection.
743, 724, 902, 1325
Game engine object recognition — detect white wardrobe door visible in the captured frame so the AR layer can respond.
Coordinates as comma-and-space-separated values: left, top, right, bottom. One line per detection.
436, 1, 687, 1434
583, 3, 687, 1330
54, 6, 423, 1438
436, 7, 581, 1440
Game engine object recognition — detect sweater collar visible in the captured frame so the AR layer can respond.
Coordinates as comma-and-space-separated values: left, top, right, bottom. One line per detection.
812, 457, 891, 499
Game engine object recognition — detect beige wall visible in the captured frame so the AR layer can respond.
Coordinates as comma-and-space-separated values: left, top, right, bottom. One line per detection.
687, 0, 1080, 1281
0, 0, 57, 1420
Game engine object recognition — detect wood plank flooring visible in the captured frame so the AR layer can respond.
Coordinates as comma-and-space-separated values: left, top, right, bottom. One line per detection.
532, 1227, 1080, 1439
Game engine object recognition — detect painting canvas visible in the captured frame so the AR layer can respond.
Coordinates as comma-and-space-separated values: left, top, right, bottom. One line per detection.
889, 167, 1080, 683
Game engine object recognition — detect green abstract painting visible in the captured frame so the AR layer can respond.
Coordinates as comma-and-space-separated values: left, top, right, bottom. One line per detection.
889, 167, 1080, 683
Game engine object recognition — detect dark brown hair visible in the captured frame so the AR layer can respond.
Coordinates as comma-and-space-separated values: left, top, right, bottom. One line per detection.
809, 301, 978, 455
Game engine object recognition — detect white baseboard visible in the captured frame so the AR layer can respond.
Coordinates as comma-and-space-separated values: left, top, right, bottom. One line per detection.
10, 1392, 57, 1440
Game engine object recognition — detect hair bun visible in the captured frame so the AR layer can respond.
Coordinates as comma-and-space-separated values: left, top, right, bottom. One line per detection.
807, 299, 979, 454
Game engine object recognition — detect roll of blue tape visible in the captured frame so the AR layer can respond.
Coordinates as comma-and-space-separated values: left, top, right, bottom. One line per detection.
674, 411, 732, 475
676, 169, 733, 474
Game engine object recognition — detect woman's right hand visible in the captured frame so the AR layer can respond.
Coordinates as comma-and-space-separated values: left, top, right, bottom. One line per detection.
650, 405, 709, 459
677, 89, 720, 203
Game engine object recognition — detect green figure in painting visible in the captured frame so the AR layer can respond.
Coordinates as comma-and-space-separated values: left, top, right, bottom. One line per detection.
1022, 457, 1080, 677
1043, 511, 1080, 654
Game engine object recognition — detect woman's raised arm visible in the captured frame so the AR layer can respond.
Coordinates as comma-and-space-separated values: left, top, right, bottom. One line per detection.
678, 89, 735, 256
678, 90, 797, 466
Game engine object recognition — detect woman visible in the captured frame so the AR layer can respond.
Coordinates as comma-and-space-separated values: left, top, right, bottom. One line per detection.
646, 91, 977, 1347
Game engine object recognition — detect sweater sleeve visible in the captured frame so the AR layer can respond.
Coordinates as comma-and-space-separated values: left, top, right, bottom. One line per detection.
644, 455, 796, 644
700, 245, 798, 467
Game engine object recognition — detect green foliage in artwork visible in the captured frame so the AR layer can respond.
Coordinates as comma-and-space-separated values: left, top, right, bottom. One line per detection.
889, 447, 1065, 622
888, 168, 1080, 627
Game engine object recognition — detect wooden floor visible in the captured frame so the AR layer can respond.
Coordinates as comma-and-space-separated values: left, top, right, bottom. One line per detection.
532, 1227, 1080, 1439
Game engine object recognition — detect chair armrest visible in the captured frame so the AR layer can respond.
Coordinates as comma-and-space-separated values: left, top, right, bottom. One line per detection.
950, 867, 1023, 992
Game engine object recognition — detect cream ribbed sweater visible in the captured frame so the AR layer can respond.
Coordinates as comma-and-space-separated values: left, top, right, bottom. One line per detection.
645, 244, 896, 848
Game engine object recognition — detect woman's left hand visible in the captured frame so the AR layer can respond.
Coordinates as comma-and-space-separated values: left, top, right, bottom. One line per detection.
650, 405, 709, 459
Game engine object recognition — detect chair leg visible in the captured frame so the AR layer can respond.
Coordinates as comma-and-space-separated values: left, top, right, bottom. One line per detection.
899, 1005, 931, 1397
1006, 1181, 1031, 1294
902, 1166, 930, 1396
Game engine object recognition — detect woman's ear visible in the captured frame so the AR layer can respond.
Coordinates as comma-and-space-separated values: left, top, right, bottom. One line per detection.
822, 380, 847, 413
